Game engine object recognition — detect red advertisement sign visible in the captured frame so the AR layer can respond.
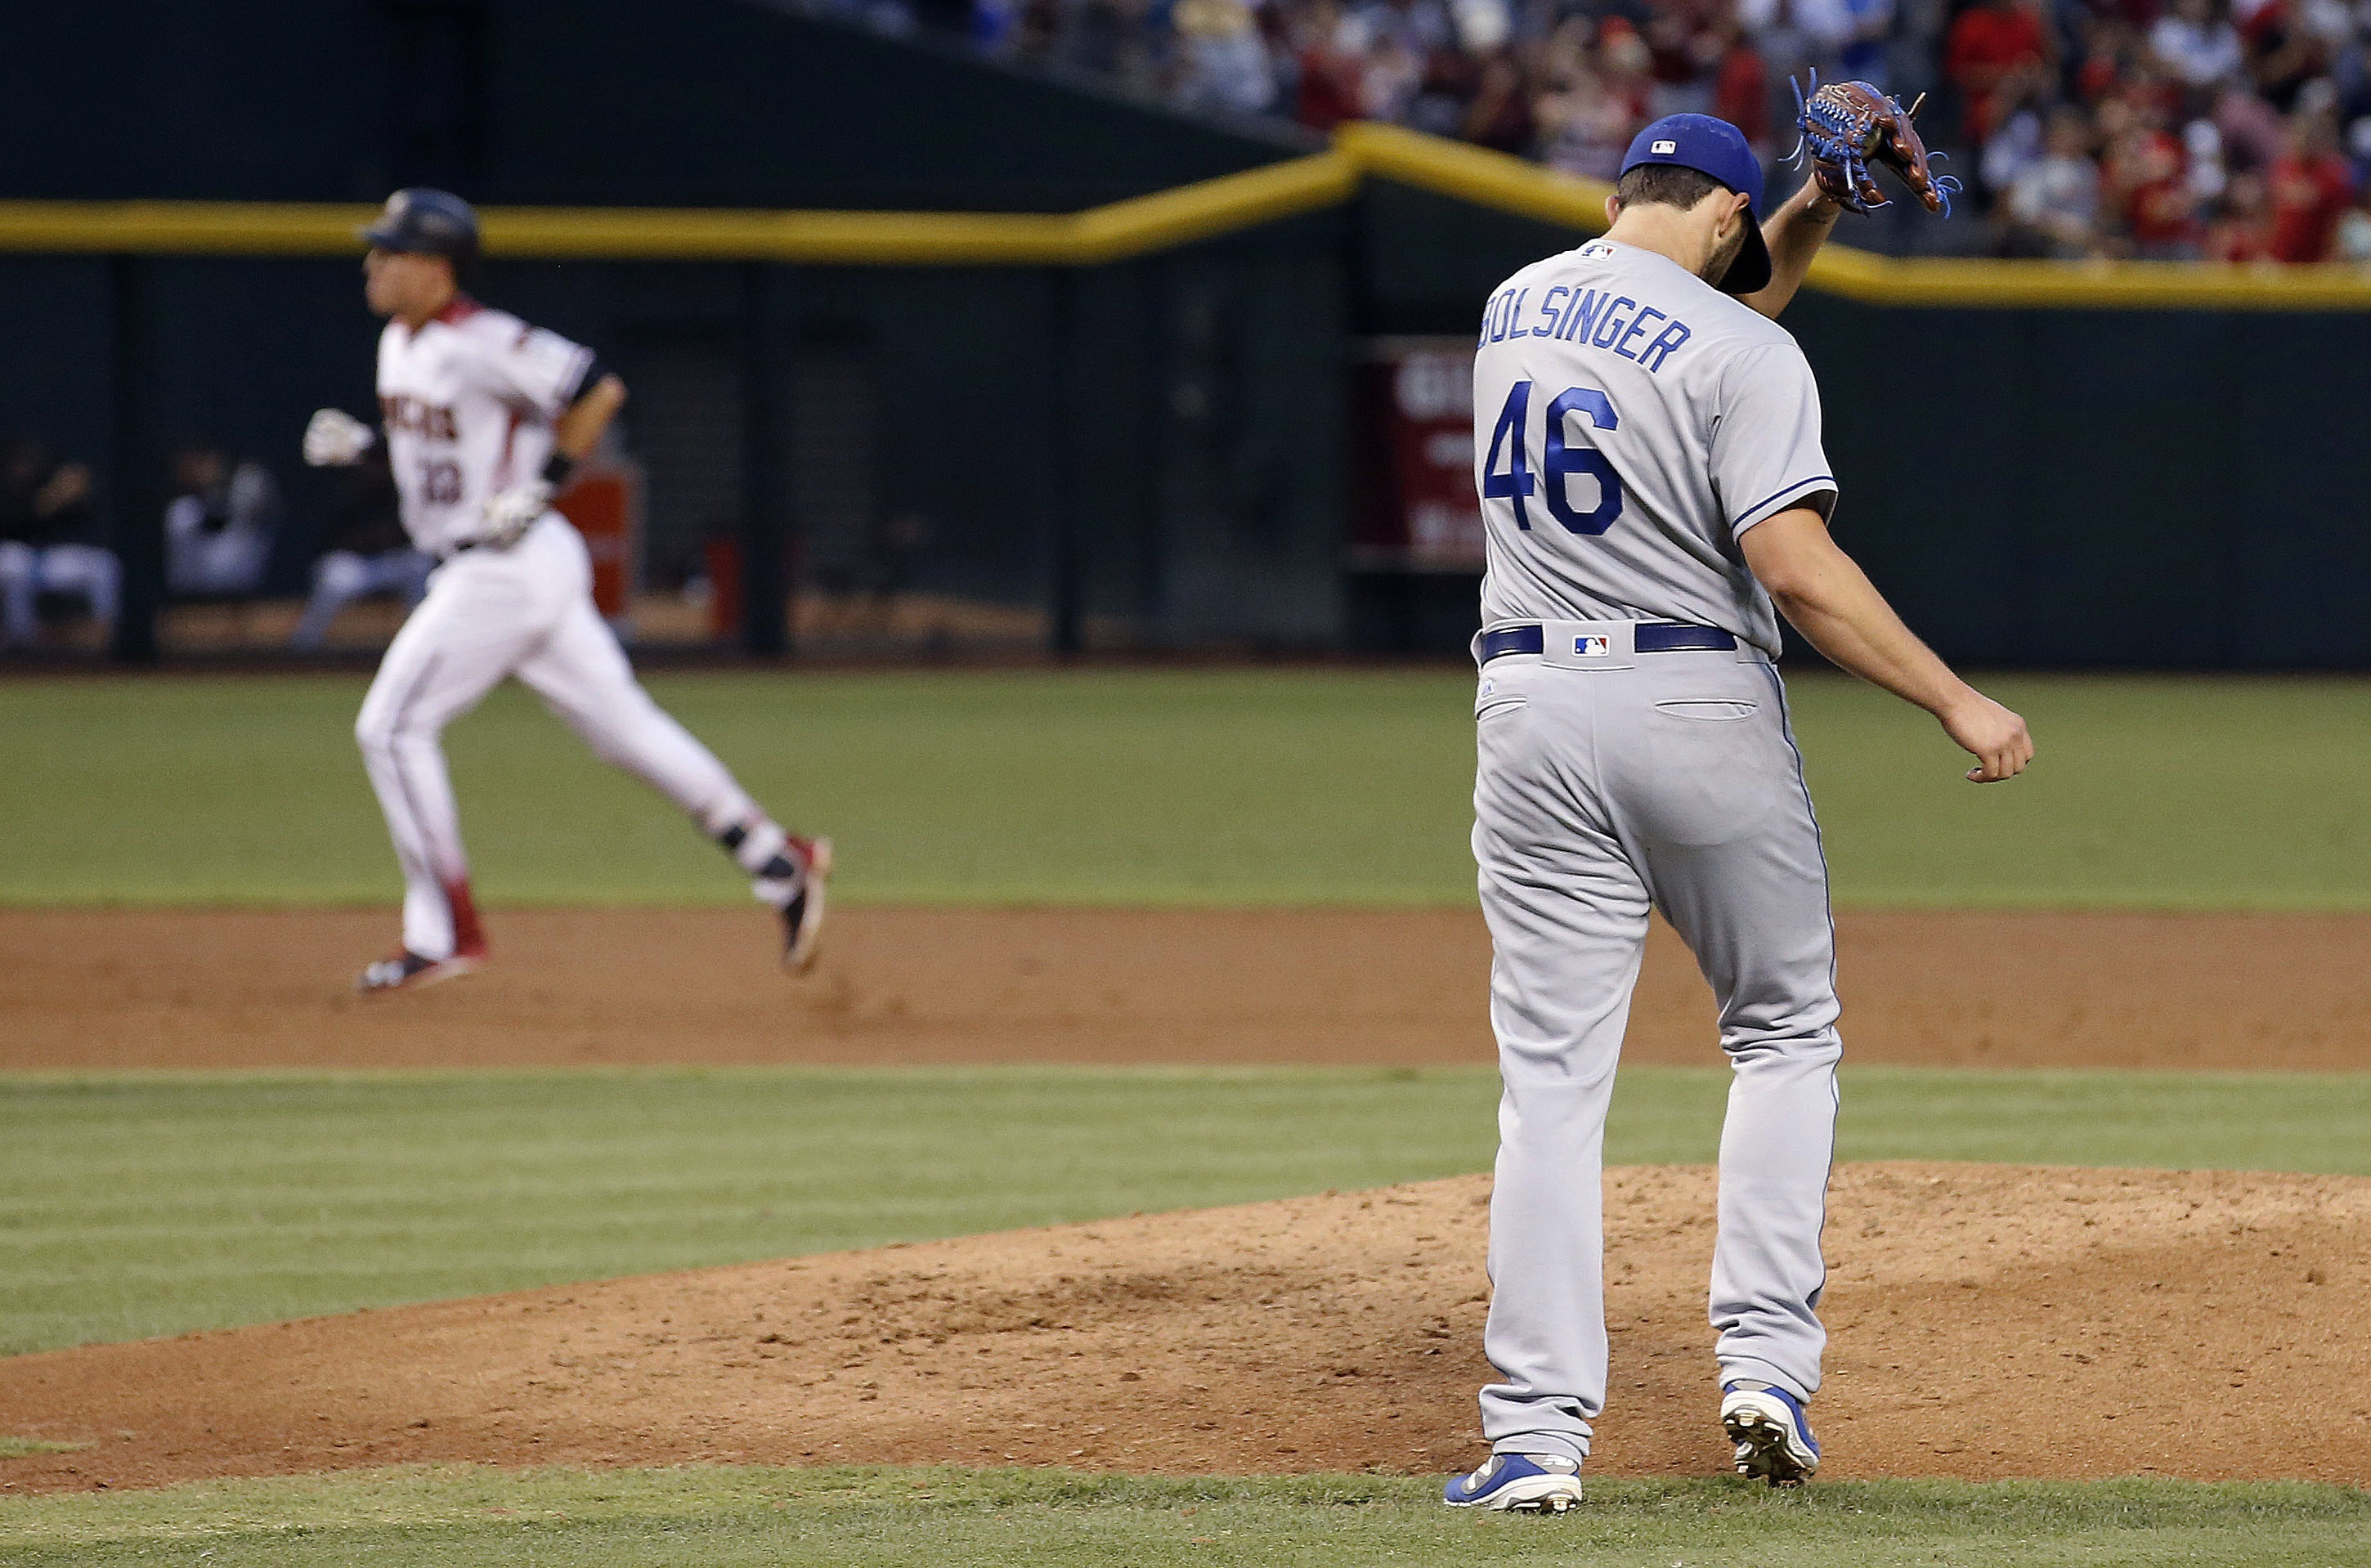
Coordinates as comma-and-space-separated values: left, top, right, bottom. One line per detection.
552, 461, 644, 623
1351, 338, 1482, 571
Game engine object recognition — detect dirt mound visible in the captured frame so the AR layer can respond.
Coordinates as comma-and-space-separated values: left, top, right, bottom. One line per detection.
4, 907, 2367, 1072
1, 1162, 2362, 1495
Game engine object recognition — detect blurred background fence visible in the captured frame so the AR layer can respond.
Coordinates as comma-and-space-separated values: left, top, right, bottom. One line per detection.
2, 0, 2369, 667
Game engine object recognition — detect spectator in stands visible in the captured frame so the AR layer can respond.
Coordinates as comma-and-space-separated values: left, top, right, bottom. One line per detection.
1737, 0, 1858, 128
1291, 0, 1369, 127
290, 445, 431, 651
945, 0, 2369, 264
0, 437, 117, 650
2214, 71, 2292, 164
1172, 0, 1279, 114
2266, 103, 2357, 257
1946, 0, 2054, 143
2105, 96, 2206, 253
2003, 105, 2106, 253
1643, 0, 1726, 118
2334, 181, 2371, 258
2239, 0, 2349, 113
1710, 18, 1772, 146
2071, 12, 2141, 107
2149, 0, 2246, 91
1980, 82, 2051, 197
1837, 0, 1896, 84
1462, 44, 1538, 150
2202, 168, 2276, 254
164, 442, 278, 599
1533, 18, 1653, 180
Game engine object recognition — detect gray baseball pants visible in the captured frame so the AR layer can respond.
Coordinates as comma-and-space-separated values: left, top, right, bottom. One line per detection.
1471, 619, 1841, 1466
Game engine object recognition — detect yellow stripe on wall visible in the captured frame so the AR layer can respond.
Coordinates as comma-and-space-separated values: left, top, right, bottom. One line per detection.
3, 127, 2368, 310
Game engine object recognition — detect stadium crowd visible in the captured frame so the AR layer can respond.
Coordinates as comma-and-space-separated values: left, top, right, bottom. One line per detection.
834, 0, 2371, 259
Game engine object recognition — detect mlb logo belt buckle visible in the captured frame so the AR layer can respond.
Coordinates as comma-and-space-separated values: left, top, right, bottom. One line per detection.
1575, 635, 1611, 657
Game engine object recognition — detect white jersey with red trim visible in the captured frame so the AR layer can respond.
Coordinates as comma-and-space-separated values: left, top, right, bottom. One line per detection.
374, 298, 595, 557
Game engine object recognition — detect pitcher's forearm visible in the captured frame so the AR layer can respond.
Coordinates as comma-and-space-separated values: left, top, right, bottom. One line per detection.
1769, 574, 1970, 717
1742, 511, 1967, 715
1743, 507, 2033, 781
1741, 184, 1844, 319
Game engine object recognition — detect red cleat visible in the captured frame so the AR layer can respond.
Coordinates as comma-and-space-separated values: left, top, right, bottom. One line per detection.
355, 945, 484, 993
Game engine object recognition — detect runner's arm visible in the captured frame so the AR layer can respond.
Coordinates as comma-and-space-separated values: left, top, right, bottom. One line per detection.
553, 374, 625, 463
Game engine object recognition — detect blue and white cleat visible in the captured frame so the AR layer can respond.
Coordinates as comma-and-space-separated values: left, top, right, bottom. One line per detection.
1721, 1382, 1820, 1485
1442, 1453, 1584, 1512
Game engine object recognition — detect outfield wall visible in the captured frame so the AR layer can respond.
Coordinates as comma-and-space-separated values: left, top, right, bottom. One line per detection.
2, 2, 2368, 665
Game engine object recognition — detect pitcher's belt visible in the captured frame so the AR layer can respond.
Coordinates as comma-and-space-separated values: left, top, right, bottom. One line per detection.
1479, 621, 1736, 661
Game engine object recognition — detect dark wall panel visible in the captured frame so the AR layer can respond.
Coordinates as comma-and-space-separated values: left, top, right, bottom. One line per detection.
2230, 314, 2371, 665
1786, 296, 2031, 662
492, 1, 1307, 210
1794, 300, 2371, 668
0, 3, 385, 200
0, 0, 1301, 210
5, 1, 2369, 663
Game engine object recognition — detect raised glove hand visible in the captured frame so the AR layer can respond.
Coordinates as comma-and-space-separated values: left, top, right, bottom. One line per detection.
1793, 73, 1961, 216
475, 479, 554, 550
303, 407, 377, 467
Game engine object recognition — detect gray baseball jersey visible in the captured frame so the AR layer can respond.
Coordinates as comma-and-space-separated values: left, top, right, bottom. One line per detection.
1464, 237, 1844, 1469
1473, 238, 1835, 655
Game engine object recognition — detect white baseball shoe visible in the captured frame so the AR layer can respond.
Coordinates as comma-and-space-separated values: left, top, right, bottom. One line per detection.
355, 948, 482, 993
772, 835, 832, 974
1442, 1452, 1584, 1512
1721, 1382, 1820, 1485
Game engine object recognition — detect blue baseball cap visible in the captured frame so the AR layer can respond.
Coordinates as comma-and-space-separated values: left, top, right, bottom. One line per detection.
1619, 114, 1772, 296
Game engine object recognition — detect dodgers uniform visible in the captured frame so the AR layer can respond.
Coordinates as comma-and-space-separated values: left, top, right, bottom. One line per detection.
352, 297, 800, 966
1467, 233, 1842, 1466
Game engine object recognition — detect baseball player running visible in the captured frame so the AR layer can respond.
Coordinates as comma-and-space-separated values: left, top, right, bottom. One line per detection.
309, 189, 830, 993
1443, 114, 2030, 1512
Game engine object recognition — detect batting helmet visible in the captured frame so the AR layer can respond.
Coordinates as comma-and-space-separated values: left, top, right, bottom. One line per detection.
357, 189, 482, 270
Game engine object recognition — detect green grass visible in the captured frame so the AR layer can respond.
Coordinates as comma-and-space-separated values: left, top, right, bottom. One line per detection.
4, 1065, 2365, 1358
2, 1466, 2364, 1566
5, 670, 2371, 908
0, 1436, 80, 1459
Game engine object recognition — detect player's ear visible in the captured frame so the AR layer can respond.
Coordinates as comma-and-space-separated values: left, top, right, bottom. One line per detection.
1603, 194, 1622, 226
1715, 190, 1750, 240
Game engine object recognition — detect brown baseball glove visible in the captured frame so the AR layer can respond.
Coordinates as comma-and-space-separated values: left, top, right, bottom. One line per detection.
1793, 74, 1961, 216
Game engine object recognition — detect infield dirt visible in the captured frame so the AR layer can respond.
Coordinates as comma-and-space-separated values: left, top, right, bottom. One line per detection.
0, 1163, 2363, 1494
2, 905, 2364, 1071
2, 906, 2364, 1496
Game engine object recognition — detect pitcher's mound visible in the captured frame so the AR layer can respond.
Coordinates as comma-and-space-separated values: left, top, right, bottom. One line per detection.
1, 1163, 2363, 1494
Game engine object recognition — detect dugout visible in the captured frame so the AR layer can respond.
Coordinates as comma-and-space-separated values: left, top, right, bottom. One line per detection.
2, 0, 2369, 666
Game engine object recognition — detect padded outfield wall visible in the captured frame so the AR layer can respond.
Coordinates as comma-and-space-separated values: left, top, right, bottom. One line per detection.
2, 0, 2366, 665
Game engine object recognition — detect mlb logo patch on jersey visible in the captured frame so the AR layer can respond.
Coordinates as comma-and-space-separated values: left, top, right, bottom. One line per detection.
1575, 635, 1611, 657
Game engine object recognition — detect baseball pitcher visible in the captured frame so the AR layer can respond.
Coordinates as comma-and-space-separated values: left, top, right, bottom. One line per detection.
1444, 114, 2031, 1512
311, 189, 830, 993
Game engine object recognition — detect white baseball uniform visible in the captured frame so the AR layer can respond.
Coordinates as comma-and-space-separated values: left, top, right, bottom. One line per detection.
1468, 238, 1843, 1464
353, 297, 796, 961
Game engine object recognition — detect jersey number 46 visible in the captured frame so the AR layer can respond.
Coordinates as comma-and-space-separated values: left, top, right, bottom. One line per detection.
1481, 381, 1621, 535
